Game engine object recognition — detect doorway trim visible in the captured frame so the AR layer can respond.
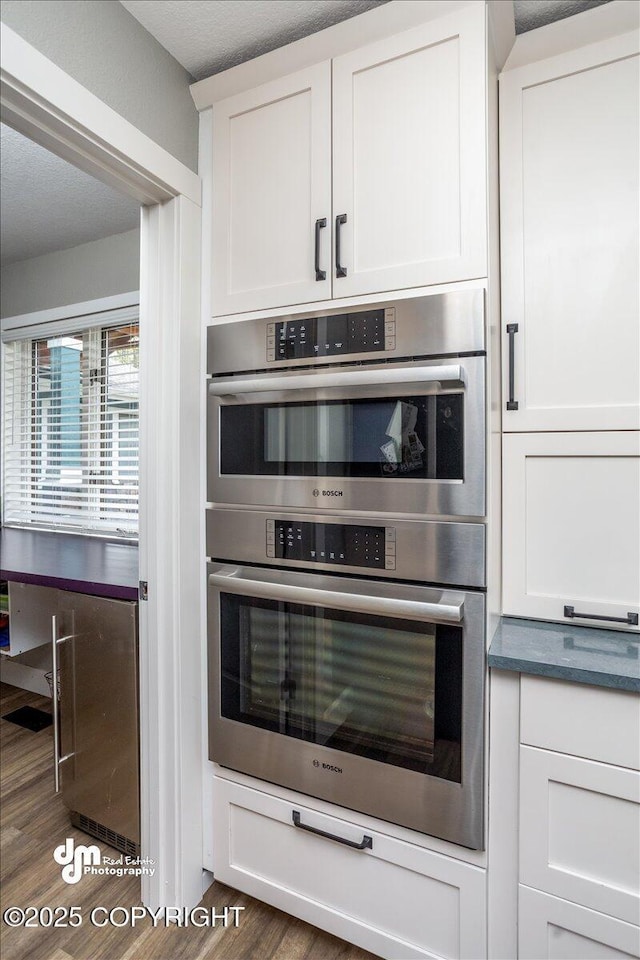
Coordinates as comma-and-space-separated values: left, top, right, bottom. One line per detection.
1, 24, 204, 910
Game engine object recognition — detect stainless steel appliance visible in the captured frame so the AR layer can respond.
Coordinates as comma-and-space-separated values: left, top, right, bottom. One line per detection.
52, 593, 139, 856
207, 291, 485, 518
206, 289, 487, 850
207, 508, 485, 587
208, 561, 485, 849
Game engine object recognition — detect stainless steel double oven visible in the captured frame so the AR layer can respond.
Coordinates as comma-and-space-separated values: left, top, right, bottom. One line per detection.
206, 291, 487, 849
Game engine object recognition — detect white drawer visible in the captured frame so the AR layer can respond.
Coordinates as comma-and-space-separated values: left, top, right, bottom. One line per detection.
520, 746, 640, 925
212, 775, 486, 960
519, 885, 640, 960
521, 676, 640, 770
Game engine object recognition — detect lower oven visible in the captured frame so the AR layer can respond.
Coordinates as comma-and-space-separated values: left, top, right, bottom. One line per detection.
207, 562, 485, 850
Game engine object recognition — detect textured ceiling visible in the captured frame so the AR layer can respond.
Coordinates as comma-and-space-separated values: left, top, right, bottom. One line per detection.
513, 0, 611, 33
119, 0, 388, 80
0, 124, 140, 266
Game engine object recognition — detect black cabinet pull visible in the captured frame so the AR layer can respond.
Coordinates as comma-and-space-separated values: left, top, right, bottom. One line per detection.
335, 213, 347, 278
506, 323, 519, 411
314, 218, 327, 281
564, 605, 639, 626
292, 810, 372, 850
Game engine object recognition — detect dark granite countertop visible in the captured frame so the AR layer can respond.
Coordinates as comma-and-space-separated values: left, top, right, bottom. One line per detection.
489, 616, 640, 693
0, 527, 138, 601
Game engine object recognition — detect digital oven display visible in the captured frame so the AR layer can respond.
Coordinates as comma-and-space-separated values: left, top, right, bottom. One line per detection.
266, 520, 396, 571
270, 310, 387, 361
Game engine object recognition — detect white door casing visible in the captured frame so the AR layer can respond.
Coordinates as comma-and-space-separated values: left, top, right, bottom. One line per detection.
1, 24, 204, 910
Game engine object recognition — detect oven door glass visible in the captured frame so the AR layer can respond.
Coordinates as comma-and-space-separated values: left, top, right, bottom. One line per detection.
220, 394, 463, 481
220, 594, 462, 782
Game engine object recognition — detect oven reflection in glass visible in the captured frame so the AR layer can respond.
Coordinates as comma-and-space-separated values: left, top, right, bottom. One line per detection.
221, 596, 463, 781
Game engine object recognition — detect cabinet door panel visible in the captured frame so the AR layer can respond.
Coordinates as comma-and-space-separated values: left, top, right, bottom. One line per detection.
213, 775, 487, 960
332, 5, 486, 298
519, 886, 640, 960
212, 63, 331, 316
501, 36, 640, 431
502, 432, 640, 628
520, 747, 640, 925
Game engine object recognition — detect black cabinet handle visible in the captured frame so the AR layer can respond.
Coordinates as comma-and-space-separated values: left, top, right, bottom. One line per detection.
292, 810, 372, 850
335, 213, 347, 278
506, 323, 519, 411
314, 218, 327, 281
564, 605, 639, 626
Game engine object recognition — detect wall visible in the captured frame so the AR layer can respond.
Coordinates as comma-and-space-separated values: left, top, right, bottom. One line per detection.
0, 0, 198, 171
0, 229, 140, 319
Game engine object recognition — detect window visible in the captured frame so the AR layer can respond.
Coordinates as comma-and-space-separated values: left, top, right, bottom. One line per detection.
2, 318, 139, 537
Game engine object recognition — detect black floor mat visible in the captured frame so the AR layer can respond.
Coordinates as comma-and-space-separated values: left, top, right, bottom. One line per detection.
2, 706, 53, 732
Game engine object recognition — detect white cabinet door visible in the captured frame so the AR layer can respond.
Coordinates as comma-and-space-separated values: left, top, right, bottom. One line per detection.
212, 775, 487, 960
211, 63, 331, 316
6, 582, 57, 657
502, 432, 640, 629
520, 746, 640, 925
332, 4, 487, 299
519, 886, 640, 960
500, 34, 640, 431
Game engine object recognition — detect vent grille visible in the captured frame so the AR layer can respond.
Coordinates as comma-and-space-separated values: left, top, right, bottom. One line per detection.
70, 811, 139, 858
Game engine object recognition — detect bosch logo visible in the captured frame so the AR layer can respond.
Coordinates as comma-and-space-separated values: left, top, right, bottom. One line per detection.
312, 489, 320, 497
312, 759, 342, 774
322, 763, 343, 774
313, 490, 343, 498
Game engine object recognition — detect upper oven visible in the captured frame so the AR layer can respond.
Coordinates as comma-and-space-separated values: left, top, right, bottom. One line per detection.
207, 291, 485, 518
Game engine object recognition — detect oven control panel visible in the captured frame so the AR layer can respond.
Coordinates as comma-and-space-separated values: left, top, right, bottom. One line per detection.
266, 308, 396, 362
266, 519, 396, 571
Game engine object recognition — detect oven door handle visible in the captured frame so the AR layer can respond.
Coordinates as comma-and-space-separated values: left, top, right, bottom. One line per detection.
209, 570, 464, 623
208, 362, 465, 397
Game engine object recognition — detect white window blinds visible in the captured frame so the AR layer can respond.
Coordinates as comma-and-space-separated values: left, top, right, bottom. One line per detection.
2, 320, 139, 537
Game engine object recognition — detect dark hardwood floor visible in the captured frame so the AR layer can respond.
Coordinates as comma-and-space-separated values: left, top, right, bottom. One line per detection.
0, 683, 379, 960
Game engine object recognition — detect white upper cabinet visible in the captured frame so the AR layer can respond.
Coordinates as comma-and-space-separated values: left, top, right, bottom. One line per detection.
331, 4, 487, 299
500, 32, 640, 431
502, 431, 640, 630
211, 63, 332, 316
209, 4, 489, 317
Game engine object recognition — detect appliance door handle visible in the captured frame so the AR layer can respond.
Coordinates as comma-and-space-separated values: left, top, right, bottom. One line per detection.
314, 218, 327, 281
51, 616, 75, 794
208, 362, 464, 397
292, 811, 373, 850
335, 213, 347, 278
209, 570, 464, 623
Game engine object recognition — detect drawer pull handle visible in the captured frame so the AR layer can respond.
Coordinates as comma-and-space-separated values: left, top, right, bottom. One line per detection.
292, 810, 373, 850
335, 213, 347, 278
314, 218, 327, 281
564, 605, 638, 627
506, 323, 519, 411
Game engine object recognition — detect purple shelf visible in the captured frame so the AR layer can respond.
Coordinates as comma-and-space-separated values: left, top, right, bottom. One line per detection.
0, 528, 139, 601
